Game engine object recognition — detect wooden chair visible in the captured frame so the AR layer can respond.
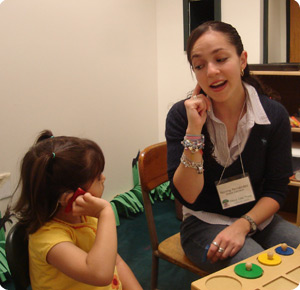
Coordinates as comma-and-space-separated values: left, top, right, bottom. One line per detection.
138, 141, 208, 290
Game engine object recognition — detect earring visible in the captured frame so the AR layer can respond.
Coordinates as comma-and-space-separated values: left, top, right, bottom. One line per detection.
241, 69, 244, 77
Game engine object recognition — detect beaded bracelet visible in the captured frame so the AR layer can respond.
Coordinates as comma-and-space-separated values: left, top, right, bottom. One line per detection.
180, 153, 204, 174
181, 134, 205, 153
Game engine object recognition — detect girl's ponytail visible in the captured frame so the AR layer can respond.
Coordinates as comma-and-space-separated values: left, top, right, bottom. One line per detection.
36, 130, 54, 143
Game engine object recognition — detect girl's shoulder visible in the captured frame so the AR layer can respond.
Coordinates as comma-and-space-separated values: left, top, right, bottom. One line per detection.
30, 216, 97, 241
29, 219, 73, 245
28, 219, 74, 263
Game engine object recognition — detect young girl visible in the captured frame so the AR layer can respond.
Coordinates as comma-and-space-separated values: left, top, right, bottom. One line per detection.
12, 130, 142, 290
166, 21, 300, 273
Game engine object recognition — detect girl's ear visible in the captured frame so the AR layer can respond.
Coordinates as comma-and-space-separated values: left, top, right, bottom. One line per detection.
58, 192, 74, 207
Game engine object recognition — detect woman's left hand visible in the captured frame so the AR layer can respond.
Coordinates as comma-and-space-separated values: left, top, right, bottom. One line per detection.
206, 219, 250, 263
184, 83, 211, 135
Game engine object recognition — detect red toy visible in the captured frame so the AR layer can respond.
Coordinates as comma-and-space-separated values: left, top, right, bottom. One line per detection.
64, 188, 86, 213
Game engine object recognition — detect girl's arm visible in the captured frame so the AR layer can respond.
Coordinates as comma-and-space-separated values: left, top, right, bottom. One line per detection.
116, 254, 143, 290
47, 193, 117, 286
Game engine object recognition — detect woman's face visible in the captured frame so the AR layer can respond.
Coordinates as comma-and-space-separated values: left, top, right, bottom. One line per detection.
190, 30, 247, 104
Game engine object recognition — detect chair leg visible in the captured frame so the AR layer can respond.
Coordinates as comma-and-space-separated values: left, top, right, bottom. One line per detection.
151, 254, 159, 290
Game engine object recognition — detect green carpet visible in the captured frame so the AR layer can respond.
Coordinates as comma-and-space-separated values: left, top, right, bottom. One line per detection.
117, 199, 200, 290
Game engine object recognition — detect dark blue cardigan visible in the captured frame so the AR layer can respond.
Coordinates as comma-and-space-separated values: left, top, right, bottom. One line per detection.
165, 94, 293, 217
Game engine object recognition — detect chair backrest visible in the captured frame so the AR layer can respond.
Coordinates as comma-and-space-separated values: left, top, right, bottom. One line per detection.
138, 141, 168, 250
5, 222, 30, 290
139, 141, 168, 192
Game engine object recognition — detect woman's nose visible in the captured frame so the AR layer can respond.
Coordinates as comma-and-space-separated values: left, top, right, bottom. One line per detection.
207, 62, 219, 77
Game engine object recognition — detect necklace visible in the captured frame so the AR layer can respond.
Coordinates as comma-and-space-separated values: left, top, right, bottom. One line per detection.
217, 99, 247, 185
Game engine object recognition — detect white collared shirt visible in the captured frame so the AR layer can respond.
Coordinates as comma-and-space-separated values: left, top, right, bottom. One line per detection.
206, 82, 270, 167
182, 83, 273, 230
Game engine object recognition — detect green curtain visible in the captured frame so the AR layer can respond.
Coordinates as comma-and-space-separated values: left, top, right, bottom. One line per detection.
0, 212, 11, 283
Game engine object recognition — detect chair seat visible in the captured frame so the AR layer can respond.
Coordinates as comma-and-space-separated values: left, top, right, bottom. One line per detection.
158, 232, 207, 276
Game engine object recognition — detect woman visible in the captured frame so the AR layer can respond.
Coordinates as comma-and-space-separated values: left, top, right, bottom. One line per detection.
165, 21, 300, 273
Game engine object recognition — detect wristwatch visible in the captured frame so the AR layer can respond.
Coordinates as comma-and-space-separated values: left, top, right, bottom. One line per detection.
241, 214, 257, 235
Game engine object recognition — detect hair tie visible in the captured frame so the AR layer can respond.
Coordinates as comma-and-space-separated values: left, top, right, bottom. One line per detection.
52, 152, 56, 159
50, 136, 54, 138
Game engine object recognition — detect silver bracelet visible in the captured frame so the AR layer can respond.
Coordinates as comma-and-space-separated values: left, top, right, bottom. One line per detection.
181, 134, 205, 153
180, 153, 204, 174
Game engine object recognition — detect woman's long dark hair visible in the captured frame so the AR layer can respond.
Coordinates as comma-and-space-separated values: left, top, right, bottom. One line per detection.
13, 130, 105, 234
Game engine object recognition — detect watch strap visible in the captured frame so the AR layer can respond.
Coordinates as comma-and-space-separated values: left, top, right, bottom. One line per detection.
241, 214, 257, 234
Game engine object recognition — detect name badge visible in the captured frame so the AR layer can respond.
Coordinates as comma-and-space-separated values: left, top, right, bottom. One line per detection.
216, 174, 255, 210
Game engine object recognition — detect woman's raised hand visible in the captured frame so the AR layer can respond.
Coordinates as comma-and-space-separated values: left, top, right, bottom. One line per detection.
184, 83, 211, 135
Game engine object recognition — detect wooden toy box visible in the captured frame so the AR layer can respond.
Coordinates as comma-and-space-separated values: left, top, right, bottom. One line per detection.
191, 244, 300, 290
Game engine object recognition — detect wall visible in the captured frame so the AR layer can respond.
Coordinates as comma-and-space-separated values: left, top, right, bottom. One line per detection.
268, 0, 287, 63
221, 0, 263, 64
0, 0, 158, 212
0, 0, 265, 216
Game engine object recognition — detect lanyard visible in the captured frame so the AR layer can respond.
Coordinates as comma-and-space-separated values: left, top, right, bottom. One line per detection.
217, 100, 246, 185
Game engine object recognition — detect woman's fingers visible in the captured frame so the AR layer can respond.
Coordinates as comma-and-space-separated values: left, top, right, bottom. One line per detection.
191, 83, 210, 113
203, 95, 211, 112
192, 96, 209, 117
207, 235, 245, 263
192, 83, 202, 96
207, 240, 221, 260
208, 241, 228, 263
185, 83, 210, 134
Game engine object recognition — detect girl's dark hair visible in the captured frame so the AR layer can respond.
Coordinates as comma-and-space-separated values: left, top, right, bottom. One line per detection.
13, 130, 105, 234
186, 21, 266, 95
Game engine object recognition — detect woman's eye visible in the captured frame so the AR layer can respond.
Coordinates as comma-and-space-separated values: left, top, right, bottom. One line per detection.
194, 64, 203, 70
217, 57, 228, 63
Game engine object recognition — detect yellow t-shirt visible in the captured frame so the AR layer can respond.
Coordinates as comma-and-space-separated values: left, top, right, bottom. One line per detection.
29, 216, 122, 290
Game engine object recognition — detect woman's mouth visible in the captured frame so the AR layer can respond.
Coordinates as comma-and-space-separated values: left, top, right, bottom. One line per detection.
210, 80, 227, 91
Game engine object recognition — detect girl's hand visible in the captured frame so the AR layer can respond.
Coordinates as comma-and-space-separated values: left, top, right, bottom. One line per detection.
71, 192, 111, 218
184, 83, 211, 135
206, 219, 249, 263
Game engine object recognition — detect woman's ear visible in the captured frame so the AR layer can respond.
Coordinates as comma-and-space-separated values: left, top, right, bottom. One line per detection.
58, 191, 74, 207
240, 50, 248, 70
